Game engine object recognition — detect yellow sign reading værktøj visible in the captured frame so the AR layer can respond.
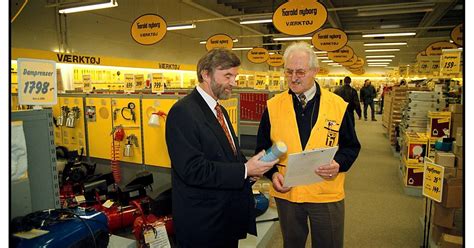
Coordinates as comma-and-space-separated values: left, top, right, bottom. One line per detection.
247, 48, 269, 64
17, 58, 57, 105
131, 14, 167, 45
312, 28, 348, 52
425, 41, 458, 56
423, 160, 444, 202
272, 0, 328, 36
206, 34, 234, 51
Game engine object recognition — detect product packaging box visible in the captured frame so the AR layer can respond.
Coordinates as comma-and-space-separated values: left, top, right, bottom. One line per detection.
441, 178, 462, 208
427, 111, 451, 138
402, 132, 429, 164
401, 158, 424, 187
455, 155, 463, 169
433, 203, 455, 228
435, 151, 456, 168
407, 91, 441, 101
440, 234, 463, 248
449, 104, 463, 114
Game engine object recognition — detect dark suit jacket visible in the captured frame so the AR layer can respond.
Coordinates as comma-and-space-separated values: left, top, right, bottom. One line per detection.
165, 89, 257, 247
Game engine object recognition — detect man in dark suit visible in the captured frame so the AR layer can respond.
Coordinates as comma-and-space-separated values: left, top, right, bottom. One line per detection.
165, 48, 277, 248
334, 76, 362, 126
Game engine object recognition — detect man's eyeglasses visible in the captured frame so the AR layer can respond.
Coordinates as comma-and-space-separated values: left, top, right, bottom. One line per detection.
284, 69, 308, 78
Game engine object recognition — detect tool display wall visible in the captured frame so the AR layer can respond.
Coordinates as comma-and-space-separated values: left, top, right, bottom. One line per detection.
18, 93, 241, 168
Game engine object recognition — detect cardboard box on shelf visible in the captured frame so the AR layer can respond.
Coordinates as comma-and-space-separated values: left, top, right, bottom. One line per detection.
402, 132, 429, 164
430, 224, 462, 245
433, 203, 455, 228
454, 131, 463, 147
441, 178, 462, 208
455, 155, 463, 169
428, 111, 451, 138
449, 104, 463, 114
452, 142, 462, 156
456, 168, 462, 178
401, 159, 424, 187
435, 151, 456, 168
440, 234, 463, 248
443, 167, 457, 179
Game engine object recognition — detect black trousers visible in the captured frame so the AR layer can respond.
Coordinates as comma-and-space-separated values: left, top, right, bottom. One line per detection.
275, 198, 345, 248
363, 101, 375, 120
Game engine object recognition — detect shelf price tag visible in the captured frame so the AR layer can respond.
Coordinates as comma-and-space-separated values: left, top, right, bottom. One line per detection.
83, 74, 92, 93
152, 73, 165, 93
268, 75, 281, 91
134, 74, 144, 90
254, 74, 266, 90
18, 58, 57, 105
247, 75, 255, 88
237, 75, 247, 88
124, 74, 135, 93
440, 50, 461, 75
422, 160, 445, 202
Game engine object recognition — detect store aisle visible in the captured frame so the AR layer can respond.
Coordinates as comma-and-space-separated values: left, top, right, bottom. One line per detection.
265, 119, 424, 248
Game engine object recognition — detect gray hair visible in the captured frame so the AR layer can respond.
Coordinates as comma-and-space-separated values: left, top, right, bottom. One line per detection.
283, 42, 319, 69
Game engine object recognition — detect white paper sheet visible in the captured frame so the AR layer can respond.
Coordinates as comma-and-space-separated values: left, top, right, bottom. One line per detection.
283, 146, 339, 187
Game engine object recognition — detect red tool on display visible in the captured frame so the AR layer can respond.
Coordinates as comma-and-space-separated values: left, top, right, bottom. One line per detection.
111, 125, 125, 183
132, 198, 174, 247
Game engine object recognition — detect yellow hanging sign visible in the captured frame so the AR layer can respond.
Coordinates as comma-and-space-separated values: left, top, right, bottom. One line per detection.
416, 51, 427, 62
440, 50, 461, 75
272, 0, 328, 36
151, 73, 165, 93
205, 34, 234, 51
318, 67, 329, 75
348, 57, 364, 69
82, 74, 92, 93
328, 46, 354, 63
17, 58, 57, 105
247, 47, 269, 64
254, 74, 266, 90
134, 74, 144, 90
422, 161, 444, 202
312, 28, 348, 52
425, 41, 458, 56
124, 74, 135, 93
267, 54, 284, 67
350, 68, 365, 75
340, 54, 358, 67
130, 14, 167, 45
450, 24, 463, 47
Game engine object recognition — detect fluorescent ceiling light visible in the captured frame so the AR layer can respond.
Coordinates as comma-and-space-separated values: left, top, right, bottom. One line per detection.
362, 32, 416, 38
331, 64, 342, 67
199, 38, 238, 44
318, 57, 329, 60
368, 63, 390, 65
232, 47, 252, 51
364, 42, 407, 46
314, 51, 327, 54
366, 55, 395, 58
368, 65, 387, 67
449, 40, 454, 43
322, 60, 334, 63
269, 52, 275, 55
273, 37, 312, 41
358, 8, 433, 17
380, 24, 400, 29
328, 63, 340, 66
365, 49, 400, 52
367, 59, 392, 62
59, 0, 118, 14
240, 19, 272, 24
167, 23, 196, 30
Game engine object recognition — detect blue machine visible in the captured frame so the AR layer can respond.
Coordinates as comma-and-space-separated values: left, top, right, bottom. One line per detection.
12, 208, 109, 248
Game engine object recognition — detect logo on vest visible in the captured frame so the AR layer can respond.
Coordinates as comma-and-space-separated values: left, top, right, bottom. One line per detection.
324, 119, 339, 146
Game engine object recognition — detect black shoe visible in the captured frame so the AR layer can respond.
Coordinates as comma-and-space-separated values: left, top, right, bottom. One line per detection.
364, 118, 367, 121
372, 118, 377, 121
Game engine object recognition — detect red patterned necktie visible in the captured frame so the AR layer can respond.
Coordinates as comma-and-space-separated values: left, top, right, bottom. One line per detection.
215, 103, 237, 155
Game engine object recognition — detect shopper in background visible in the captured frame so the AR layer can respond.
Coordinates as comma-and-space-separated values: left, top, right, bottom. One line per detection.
165, 48, 278, 248
360, 79, 377, 121
334, 76, 362, 125
255, 42, 361, 248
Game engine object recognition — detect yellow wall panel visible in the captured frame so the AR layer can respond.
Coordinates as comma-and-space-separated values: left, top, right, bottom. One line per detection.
111, 97, 143, 164
142, 98, 178, 168
86, 97, 112, 160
